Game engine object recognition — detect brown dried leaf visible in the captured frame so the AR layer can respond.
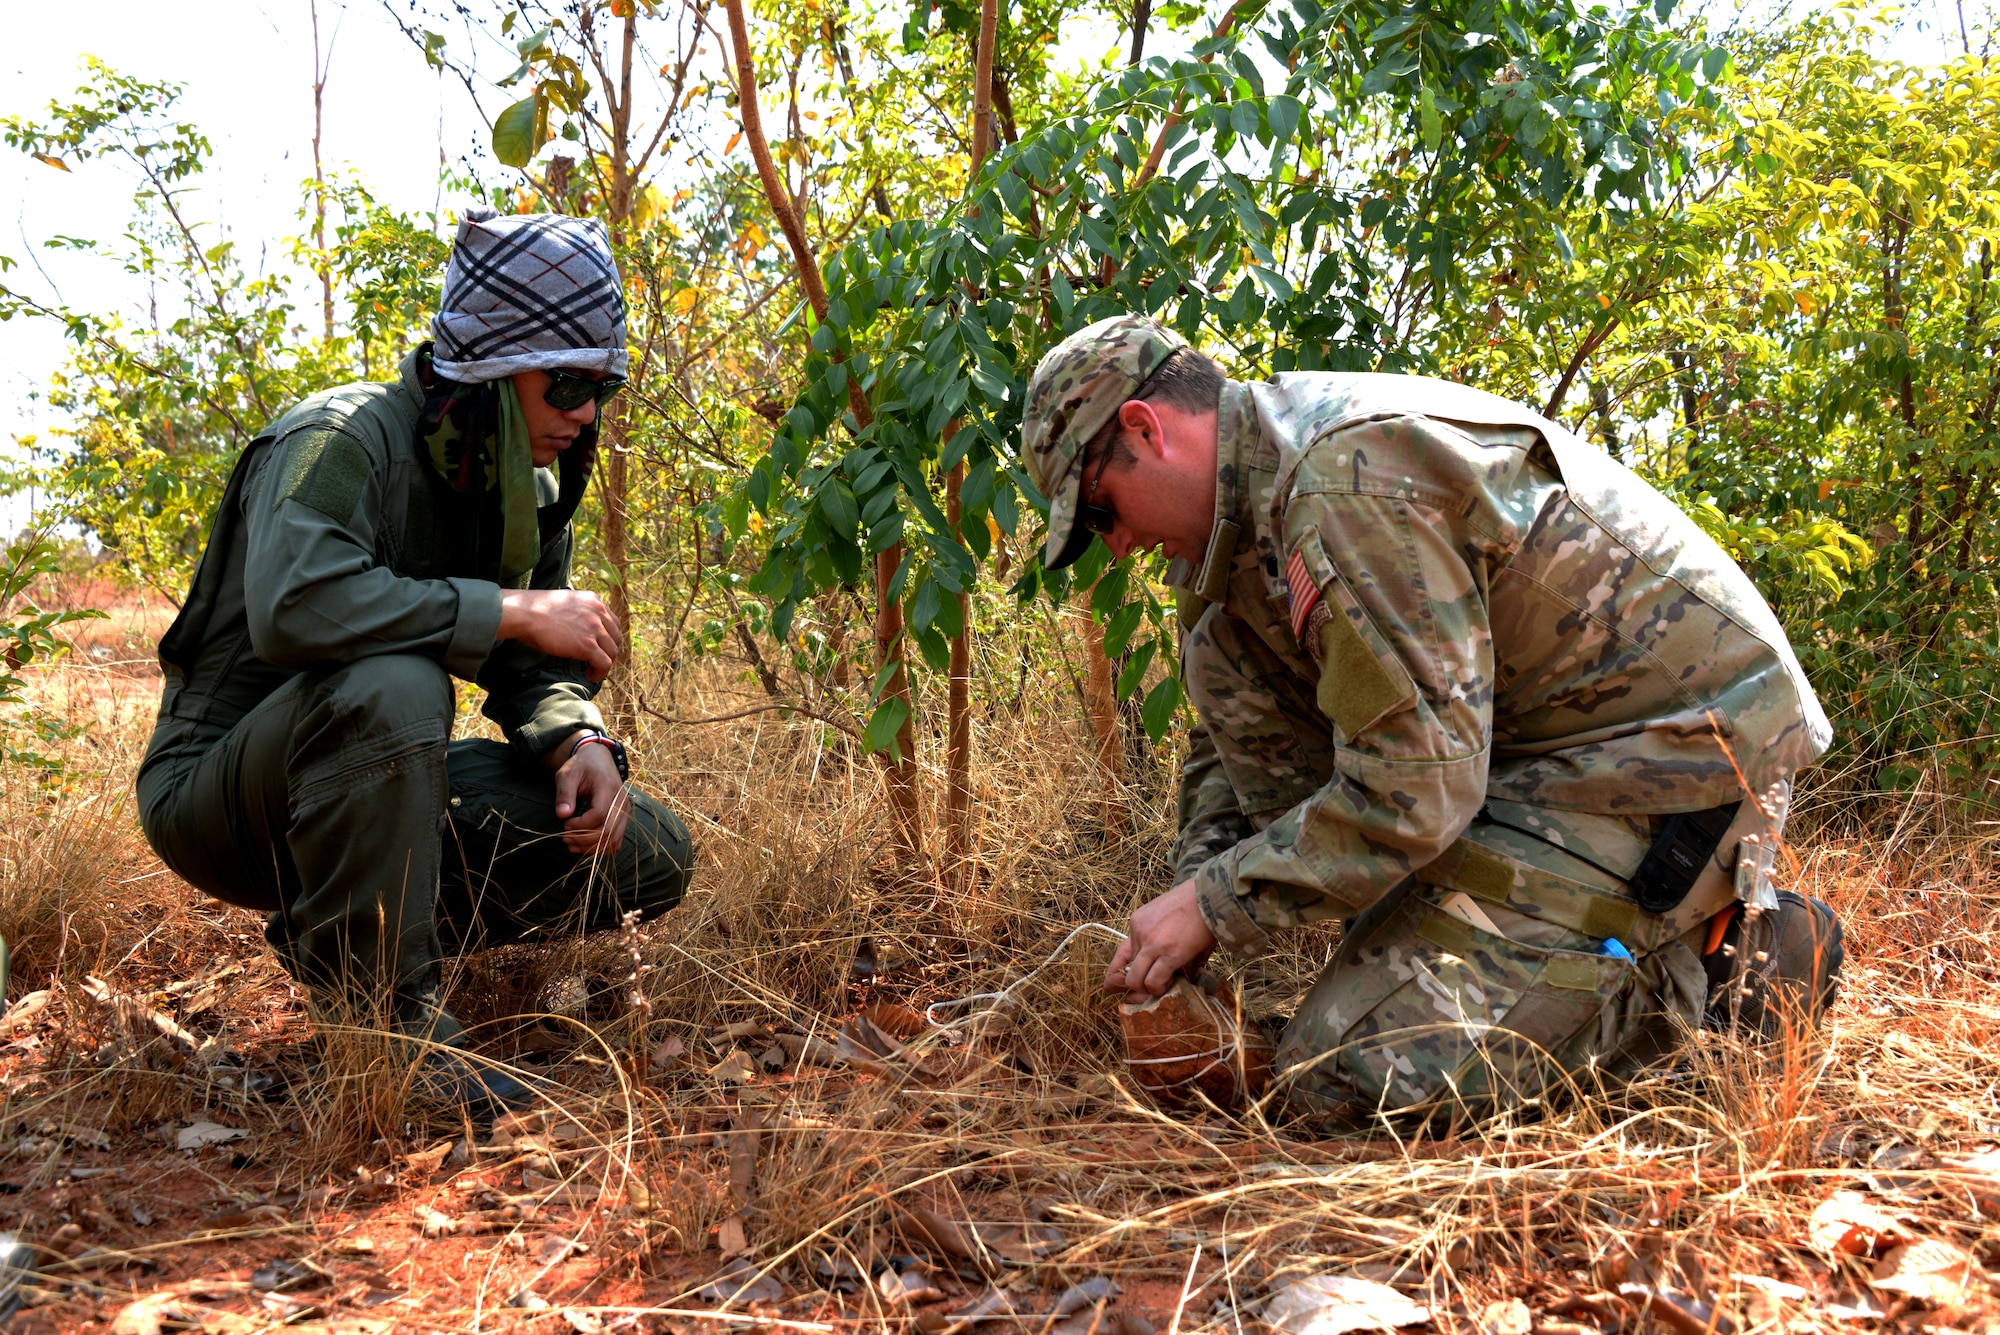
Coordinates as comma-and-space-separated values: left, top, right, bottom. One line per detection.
843, 1013, 905, 1059
710, 1050, 757, 1084
775, 1033, 846, 1067
649, 1034, 686, 1072
491, 1109, 550, 1143
1479, 1298, 1532, 1335
1937, 1147, 2000, 1216
536, 1234, 589, 1264
1869, 1239, 1983, 1307
699, 1258, 785, 1306
403, 1141, 453, 1177
878, 1267, 945, 1307
0, 990, 51, 1035
1618, 1286, 1734, 1335
1807, 1191, 1915, 1259
899, 1203, 982, 1261
727, 1109, 762, 1210
1263, 1275, 1432, 1335
1053, 1277, 1120, 1316
110, 1293, 198, 1335
201, 1203, 288, 1230
860, 1001, 927, 1037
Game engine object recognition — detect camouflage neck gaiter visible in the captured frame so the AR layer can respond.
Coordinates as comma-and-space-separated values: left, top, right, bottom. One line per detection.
414, 343, 542, 588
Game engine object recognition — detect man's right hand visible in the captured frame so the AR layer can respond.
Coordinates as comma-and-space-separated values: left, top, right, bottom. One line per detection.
497, 589, 621, 681
1105, 878, 1218, 1003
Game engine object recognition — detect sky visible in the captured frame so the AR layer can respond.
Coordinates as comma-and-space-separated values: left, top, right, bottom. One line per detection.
0, 1, 490, 534
0, 0, 1986, 538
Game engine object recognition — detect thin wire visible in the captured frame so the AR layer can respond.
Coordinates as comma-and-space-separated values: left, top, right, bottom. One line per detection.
923, 922, 1129, 1029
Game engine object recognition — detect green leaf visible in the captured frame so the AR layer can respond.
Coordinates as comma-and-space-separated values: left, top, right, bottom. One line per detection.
1369, 13, 1420, 43
1419, 87, 1443, 153
1140, 674, 1183, 743
961, 456, 996, 513
492, 92, 548, 168
968, 359, 1009, 400
868, 510, 906, 552
1052, 269, 1075, 318
1103, 601, 1145, 658
910, 575, 940, 632
1231, 100, 1262, 141
816, 479, 860, 538
1115, 640, 1158, 701
864, 696, 911, 760
1268, 94, 1302, 146
1090, 561, 1130, 615
917, 625, 951, 670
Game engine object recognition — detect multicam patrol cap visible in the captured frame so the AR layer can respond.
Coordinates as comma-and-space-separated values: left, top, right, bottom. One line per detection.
1020, 313, 1189, 569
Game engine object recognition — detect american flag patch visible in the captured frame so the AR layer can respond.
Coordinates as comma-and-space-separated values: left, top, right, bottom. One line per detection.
1286, 551, 1321, 639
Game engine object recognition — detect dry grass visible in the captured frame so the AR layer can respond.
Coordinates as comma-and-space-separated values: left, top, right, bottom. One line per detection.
0, 635, 1995, 1335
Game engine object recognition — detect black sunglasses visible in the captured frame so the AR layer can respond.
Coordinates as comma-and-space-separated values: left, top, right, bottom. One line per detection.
1078, 444, 1117, 535
543, 368, 627, 411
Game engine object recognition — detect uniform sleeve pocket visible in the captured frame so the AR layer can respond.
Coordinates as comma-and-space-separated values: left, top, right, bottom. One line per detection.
1294, 526, 1419, 742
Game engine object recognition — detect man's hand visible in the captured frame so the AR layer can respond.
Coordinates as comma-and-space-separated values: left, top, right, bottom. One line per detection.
1105, 879, 1217, 1003
498, 589, 622, 682
548, 733, 630, 854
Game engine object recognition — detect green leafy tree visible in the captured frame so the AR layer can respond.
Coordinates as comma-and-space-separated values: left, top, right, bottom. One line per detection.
1, 64, 442, 595
736, 0, 1733, 758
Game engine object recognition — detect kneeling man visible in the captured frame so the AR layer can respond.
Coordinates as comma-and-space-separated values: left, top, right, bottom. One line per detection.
138, 212, 693, 1109
1021, 314, 1842, 1123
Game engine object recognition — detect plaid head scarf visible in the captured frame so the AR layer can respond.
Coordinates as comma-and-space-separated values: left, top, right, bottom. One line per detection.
415, 210, 622, 586
430, 210, 628, 382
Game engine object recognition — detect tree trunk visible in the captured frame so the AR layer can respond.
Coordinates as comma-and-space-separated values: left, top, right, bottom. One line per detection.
941, 0, 1000, 888
727, 0, 925, 857
595, 10, 641, 733
600, 400, 635, 732
1081, 591, 1128, 838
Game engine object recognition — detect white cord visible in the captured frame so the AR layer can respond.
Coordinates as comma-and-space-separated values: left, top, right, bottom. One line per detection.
923, 922, 1129, 1030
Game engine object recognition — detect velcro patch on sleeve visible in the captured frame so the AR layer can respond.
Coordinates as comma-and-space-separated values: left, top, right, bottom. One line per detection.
1289, 525, 1419, 741
275, 428, 371, 527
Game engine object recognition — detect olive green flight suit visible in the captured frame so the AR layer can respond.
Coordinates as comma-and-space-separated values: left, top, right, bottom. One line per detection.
137, 350, 693, 1029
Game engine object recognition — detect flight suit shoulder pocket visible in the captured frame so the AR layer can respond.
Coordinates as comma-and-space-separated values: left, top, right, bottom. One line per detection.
1292, 525, 1418, 742
275, 427, 373, 527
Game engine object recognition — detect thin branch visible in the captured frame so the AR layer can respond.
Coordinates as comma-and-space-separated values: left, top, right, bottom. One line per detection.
636, 692, 863, 739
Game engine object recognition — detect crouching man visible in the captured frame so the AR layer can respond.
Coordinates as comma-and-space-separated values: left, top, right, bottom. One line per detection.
1020, 314, 1843, 1125
138, 211, 693, 1111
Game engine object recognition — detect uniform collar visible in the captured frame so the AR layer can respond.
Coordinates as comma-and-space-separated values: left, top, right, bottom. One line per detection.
1188, 381, 1253, 602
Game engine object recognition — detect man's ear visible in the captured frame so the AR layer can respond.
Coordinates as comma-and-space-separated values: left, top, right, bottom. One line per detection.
1118, 399, 1167, 460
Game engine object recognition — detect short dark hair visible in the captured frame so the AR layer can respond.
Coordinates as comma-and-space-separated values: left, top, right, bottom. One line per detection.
1079, 347, 1225, 473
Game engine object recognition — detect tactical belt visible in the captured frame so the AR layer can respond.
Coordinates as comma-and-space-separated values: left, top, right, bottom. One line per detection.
1419, 800, 1745, 956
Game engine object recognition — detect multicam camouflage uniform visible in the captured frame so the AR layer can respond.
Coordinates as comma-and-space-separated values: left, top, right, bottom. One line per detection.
1022, 315, 1831, 1122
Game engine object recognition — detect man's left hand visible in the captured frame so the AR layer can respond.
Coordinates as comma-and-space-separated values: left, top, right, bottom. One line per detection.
551, 737, 630, 854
